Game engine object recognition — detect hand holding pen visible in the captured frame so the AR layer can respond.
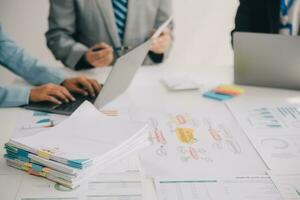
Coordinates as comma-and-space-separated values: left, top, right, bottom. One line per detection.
85, 43, 114, 68
150, 27, 172, 54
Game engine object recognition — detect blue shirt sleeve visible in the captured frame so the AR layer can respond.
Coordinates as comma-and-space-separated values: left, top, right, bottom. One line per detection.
0, 85, 31, 107
0, 24, 67, 107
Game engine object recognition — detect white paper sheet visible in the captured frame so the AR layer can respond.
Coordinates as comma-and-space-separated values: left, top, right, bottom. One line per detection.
155, 175, 282, 200
15, 172, 143, 200
226, 102, 300, 133
152, 16, 173, 39
227, 101, 300, 170
13, 110, 66, 138
139, 106, 266, 177
268, 171, 300, 200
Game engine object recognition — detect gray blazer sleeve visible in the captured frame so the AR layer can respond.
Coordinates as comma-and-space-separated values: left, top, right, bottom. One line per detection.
144, 0, 174, 65
46, 0, 89, 69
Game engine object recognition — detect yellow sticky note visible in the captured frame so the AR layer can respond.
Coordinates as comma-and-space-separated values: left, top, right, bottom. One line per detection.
24, 163, 32, 168
176, 128, 197, 144
214, 88, 241, 96
38, 150, 51, 160
21, 166, 29, 171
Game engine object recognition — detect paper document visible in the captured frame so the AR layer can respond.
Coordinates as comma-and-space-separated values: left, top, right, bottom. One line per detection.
13, 110, 66, 138
155, 175, 282, 200
152, 16, 173, 39
268, 171, 300, 200
139, 106, 266, 176
14, 172, 142, 200
227, 101, 300, 170
226, 102, 300, 132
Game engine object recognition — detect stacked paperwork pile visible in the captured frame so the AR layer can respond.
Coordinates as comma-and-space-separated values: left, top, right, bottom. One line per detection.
4, 101, 150, 188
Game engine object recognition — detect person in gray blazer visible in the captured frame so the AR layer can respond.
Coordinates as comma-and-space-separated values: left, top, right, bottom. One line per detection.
46, 0, 173, 70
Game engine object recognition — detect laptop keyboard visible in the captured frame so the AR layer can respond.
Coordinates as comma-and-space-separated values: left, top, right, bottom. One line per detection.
52, 94, 96, 112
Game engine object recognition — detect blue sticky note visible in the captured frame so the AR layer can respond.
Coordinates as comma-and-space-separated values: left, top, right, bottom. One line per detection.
68, 159, 91, 169
32, 163, 43, 172
4, 153, 17, 159
203, 91, 234, 101
17, 149, 29, 158
18, 156, 30, 163
36, 119, 51, 124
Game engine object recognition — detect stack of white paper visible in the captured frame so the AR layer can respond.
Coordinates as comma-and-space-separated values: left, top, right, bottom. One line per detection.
4, 101, 150, 188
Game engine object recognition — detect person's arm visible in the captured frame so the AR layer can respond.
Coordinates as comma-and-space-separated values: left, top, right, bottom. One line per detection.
0, 85, 31, 107
0, 25, 65, 87
145, 0, 174, 64
46, 0, 89, 69
0, 25, 103, 107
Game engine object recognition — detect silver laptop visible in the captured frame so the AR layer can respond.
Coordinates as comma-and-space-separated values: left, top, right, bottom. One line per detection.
23, 40, 151, 115
234, 32, 300, 90
24, 16, 173, 115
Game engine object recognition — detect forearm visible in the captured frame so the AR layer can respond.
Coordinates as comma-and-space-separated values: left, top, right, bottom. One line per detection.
148, 0, 174, 64
0, 26, 66, 86
3, 48, 66, 86
0, 85, 31, 107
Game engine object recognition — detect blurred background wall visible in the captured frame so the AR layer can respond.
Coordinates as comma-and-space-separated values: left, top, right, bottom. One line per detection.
0, 0, 239, 81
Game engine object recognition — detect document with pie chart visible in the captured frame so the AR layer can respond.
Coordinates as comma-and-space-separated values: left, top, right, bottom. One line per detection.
227, 100, 300, 171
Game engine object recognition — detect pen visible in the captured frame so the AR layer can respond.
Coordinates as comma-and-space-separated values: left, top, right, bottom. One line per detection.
92, 46, 129, 52
22, 120, 56, 130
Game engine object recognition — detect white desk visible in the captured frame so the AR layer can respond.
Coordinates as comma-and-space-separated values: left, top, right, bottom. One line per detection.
0, 65, 234, 151
1, 65, 300, 199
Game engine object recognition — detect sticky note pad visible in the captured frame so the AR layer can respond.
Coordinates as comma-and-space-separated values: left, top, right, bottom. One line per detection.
38, 150, 51, 160
214, 88, 241, 96
217, 85, 245, 93
32, 163, 43, 172
203, 91, 234, 101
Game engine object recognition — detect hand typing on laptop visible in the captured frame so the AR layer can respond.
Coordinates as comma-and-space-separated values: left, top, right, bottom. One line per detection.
29, 76, 101, 105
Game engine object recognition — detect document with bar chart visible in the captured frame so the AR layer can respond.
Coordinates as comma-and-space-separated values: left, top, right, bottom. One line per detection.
227, 101, 300, 171
154, 175, 282, 200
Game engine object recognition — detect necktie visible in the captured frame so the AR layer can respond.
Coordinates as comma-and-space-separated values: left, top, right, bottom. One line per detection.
112, 0, 128, 43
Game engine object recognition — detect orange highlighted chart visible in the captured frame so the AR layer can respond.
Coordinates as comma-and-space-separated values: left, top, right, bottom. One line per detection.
140, 107, 266, 176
